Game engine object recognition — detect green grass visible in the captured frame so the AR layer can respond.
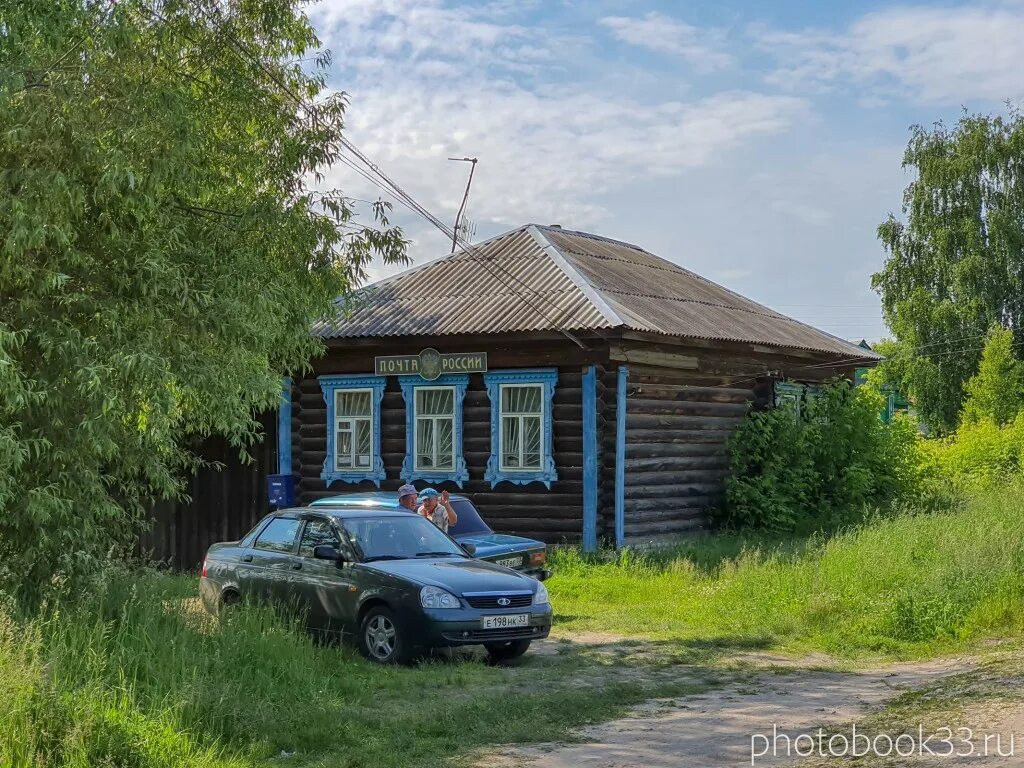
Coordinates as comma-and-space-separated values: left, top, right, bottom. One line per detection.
4, 483, 1024, 767
548, 482, 1024, 658
0, 572, 715, 768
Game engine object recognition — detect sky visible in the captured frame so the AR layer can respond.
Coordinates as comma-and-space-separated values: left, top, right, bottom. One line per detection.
307, 0, 1024, 343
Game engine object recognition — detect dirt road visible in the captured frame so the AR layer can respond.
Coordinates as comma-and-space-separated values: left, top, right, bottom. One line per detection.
486, 651, 1022, 767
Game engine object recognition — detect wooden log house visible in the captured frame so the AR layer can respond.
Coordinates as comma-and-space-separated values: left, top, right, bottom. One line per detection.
283, 225, 879, 548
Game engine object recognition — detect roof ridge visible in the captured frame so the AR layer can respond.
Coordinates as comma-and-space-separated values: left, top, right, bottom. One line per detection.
527, 225, 624, 327
531, 224, 648, 253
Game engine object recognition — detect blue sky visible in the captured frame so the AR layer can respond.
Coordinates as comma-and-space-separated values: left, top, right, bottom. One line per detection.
308, 0, 1024, 342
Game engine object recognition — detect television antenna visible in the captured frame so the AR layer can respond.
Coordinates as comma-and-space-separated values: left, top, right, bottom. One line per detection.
448, 156, 478, 253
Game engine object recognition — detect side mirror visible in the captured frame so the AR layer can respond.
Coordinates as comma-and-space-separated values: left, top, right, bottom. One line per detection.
313, 544, 344, 563
461, 542, 477, 557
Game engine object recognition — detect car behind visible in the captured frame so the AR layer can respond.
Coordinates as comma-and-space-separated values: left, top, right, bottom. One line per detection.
309, 492, 551, 580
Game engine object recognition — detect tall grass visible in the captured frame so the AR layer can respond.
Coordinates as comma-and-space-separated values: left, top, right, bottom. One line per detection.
4, 484, 1023, 766
550, 483, 1024, 657
0, 569, 686, 767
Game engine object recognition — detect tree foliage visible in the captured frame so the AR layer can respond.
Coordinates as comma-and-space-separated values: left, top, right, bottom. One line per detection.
961, 325, 1024, 426
721, 381, 922, 532
873, 112, 1024, 433
0, 0, 407, 598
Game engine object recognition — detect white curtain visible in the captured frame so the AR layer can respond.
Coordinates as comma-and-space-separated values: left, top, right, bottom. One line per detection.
501, 385, 542, 469
416, 388, 455, 470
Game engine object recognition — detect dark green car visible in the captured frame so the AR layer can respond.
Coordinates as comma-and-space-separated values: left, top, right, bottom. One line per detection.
200, 506, 552, 664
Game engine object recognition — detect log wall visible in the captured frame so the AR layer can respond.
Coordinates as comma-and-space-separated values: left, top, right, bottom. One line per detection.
621, 365, 753, 543
608, 336, 859, 545
293, 336, 606, 543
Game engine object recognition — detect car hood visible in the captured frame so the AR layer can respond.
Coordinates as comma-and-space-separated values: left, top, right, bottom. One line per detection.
454, 532, 544, 558
362, 557, 537, 594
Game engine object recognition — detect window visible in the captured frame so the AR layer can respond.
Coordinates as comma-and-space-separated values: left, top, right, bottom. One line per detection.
399, 375, 469, 485
298, 518, 340, 558
342, 515, 465, 561
483, 369, 558, 489
334, 389, 372, 470
500, 384, 543, 470
254, 517, 301, 554
319, 375, 386, 487
774, 381, 822, 421
416, 387, 455, 471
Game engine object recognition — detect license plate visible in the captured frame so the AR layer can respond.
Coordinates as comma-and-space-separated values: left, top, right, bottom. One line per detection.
481, 613, 529, 629
495, 556, 522, 569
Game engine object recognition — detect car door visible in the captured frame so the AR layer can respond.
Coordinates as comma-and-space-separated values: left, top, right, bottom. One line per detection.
292, 516, 359, 635
241, 516, 303, 606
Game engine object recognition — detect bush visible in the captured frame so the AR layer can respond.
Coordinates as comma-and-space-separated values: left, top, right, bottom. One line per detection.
720, 380, 923, 531
922, 413, 1024, 490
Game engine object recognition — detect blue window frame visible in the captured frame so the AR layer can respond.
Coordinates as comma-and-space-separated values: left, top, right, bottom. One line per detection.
484, 368, 558, 489
319, 374, 386, 487
774, 380, 821, 421
399, 374, 469, 486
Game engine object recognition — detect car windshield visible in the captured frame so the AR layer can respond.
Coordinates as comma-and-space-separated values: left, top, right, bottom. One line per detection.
447, 499, 492, 537
343, 515, 467, 561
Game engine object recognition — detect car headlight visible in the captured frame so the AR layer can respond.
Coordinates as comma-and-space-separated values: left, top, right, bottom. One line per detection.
533, 581, 550, 606
420, 585, 461, 609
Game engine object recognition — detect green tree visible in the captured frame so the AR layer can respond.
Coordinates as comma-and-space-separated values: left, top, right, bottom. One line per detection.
0, 0, 407, 599
961, 325, 1024, 426
873, 112, 1024, 433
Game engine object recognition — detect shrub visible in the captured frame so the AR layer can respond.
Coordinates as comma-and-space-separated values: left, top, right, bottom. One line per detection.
720, 380, 923, 531
922, 413, 1024, 489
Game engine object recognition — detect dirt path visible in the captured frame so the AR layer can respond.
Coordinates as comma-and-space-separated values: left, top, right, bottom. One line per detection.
486, 654, 981, 767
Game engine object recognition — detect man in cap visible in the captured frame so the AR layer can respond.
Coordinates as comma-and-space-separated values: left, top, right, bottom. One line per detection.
417, 488, 457, 533
396, 484, 418, 513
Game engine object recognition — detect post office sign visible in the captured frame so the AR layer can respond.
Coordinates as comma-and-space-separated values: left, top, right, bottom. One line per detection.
374, 349, 487, 380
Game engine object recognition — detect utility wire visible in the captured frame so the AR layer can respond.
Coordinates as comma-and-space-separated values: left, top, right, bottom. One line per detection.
177, 0, 589, 347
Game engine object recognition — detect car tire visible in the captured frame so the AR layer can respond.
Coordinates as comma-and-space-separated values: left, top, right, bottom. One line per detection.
484, 639, 531, 662
358, 606, 415, 665
218, 590, 241, 618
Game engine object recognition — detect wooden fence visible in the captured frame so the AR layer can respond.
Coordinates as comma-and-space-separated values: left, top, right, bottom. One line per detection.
136, 416, 278, 571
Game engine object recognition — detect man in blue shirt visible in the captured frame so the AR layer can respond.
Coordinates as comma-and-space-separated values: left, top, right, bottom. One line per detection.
397, 484, 418, 512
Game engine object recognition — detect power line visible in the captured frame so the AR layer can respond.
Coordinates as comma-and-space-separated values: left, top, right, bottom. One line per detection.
180, 0, 588, 347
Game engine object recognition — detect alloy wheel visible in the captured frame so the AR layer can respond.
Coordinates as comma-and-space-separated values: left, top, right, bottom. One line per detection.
365, 614, 396, 660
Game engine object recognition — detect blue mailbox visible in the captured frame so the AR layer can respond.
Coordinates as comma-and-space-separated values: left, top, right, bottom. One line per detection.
267, 474, 296, 508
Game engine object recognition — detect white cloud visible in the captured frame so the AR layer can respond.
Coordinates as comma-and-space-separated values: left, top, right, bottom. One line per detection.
759, 6, 1024, 104
599, 12, 733, 71
310, 0, 805, 266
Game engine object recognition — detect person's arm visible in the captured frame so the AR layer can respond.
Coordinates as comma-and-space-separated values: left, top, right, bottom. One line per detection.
440, 490, 457, 526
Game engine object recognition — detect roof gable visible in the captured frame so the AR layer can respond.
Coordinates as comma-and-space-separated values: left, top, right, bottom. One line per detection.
315, 224, 879, 359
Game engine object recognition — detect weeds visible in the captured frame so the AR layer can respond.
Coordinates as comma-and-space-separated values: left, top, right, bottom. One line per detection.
550, 483, 1024, 657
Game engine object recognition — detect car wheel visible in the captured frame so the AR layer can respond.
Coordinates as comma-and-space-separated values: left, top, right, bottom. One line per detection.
484, 639, 531, 662
218, 590, 241, 616
358, 607, 414, 665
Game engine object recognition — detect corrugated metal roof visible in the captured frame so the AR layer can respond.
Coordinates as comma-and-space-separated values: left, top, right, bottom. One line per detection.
316, 224, 880, 359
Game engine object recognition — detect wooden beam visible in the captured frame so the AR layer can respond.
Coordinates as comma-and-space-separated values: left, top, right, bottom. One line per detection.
581, 365, 598, 553
609, 344, 698, 370
614, 365, 628, 548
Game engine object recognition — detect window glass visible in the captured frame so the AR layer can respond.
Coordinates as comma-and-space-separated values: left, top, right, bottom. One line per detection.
335, 389, 373, 470
415, 387, 455, 471
253, 517, 301, 553
342, 515, 465, 561
298, 518, 340, 557
500, 384, 543, 470
447, 499, 491, 537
